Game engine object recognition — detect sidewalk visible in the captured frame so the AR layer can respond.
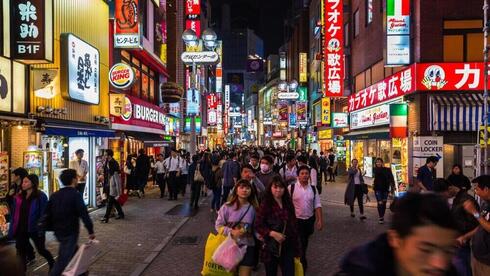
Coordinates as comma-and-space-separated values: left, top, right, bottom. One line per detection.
28, 185, 189, 276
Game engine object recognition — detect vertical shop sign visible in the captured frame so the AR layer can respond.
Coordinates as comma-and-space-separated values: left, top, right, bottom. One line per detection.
299, 53, 307, 83
386, 0, 410, 65
185, 0, 200, 15
11, 0, 53, 62
296, 101, 307, 124
158, 0, 167, 66
114, 0, 140, 48
216, 41, 223, 93
186, 88, 200, 115
324, 0, 344, 97
207, 93, 217, 126
289, 113, 297, 128
186, 19, 201, 37
390, 103, 408, 138
321, 97, 331, 124
278, 101, 288, 122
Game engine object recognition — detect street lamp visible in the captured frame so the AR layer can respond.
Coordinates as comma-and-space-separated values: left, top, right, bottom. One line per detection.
277, 79, 300, 150
181, 28, 218, 155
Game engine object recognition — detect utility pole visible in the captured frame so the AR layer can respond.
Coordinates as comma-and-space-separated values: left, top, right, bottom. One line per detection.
484, 0, 489, 174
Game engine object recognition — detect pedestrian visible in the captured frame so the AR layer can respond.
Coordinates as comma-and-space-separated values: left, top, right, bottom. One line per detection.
373, 158, 394, 224
124, 153, 138, 197
297, 155, 318, 189
135, 149, 151, 197
101, 149, 125, 223
215, 179, 259, 276
210, 160, 223, 213
327, 150, 336, 182
7, 167, 28, 207
68, 149, 88, 195
164, 149, 182, 200
46, 169, 95, 276
179, 153, 190, 196
201, 152, 213, 197
249, 153, 260, 174
257, 155, 281, 189
8, 174, 55, 270
462, 175, 490, 275
344, 159, 366, 220
255, 176, 300, 276
155, 154, 166, 198
319, 151, 328, 185
188, 155, 204, 210
308, 154, 322, 194
240, 164, 266, 200
447, 164, 472, 192
279, 154, 298, 186
336, 193, 459, 275
288, 165, 323, 271
221, 152, 241, 205
415, 156, 438, 192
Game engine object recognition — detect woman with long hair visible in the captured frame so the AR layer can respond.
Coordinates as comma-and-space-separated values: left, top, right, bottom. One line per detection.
215, 179, 259, 276
372, 158, 394, 224
447, 164, 471, 192
201, 152, 213, 197
256, 176, 300, 276
9, 174, 54, 270
344, 159, 366, 220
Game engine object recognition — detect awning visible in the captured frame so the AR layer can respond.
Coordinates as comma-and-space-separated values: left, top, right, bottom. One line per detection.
43, 122, 115, 137
429, 94, 484, 132
123, 131, 176, 147
344, 127, 390, 140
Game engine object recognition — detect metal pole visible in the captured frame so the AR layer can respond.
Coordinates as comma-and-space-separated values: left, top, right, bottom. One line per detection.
190, 61, 197, 155
484, 0, 489, 174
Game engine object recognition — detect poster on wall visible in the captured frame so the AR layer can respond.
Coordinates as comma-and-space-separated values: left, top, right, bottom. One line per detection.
391, 163, 407, 197
412, 136, 443, 178
296, 101, 307, 124
114, 0, 140, 48
61, 33, 100, 105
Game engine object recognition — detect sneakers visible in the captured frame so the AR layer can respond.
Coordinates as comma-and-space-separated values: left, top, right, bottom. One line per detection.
379, 218, 384, 224
360, 215, 367, 221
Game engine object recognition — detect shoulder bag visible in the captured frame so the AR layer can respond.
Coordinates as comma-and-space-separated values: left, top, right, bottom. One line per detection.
194, 163, 205, 182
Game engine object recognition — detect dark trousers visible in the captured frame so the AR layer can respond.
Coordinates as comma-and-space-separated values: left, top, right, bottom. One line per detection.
156, 173, 166, 198
104, 195, 124, 220
76, 182, 86, 195
137, 175, 148, 194
375, 190, 389, 218
350, 185, 364, 214
211, 187, 222, 210
190, 181, 203, 208
16, 232, 54, 269
264, 240, 295, 276
320, 169, 328, 183
453, 244, 472, 276
168, 171, 179, 200
328, 167, 335, 181
50, 234, 78, 276
297, 216, 315, 272
221, 186, 233, 206
180, 174, 188, 196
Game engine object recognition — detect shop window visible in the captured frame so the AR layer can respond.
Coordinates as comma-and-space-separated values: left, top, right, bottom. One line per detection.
121, 50, 130, 60
366, 0, 373, 25
443, 20, 483, 62
131, 67, 141, 97
132, 57, 140, 67
141, 73, 149, 101
149, 78, 155, 102
467, 33, 483, 61
354, 10, 360, 37
443, 35, 464, 62
142, 64, 148, 73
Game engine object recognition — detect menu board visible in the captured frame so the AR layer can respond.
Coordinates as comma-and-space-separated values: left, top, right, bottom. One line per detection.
24, 151, 42, 176
0, 202, 9, 239
0, 152, 8, 198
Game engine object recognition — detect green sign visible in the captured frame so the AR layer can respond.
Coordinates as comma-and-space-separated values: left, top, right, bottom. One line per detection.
298, 86, 307, 101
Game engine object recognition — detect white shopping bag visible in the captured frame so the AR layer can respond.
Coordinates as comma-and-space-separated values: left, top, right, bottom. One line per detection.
62, 240, 101, 276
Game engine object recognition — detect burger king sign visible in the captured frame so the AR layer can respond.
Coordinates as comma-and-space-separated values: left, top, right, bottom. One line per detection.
109, 63, 135, 89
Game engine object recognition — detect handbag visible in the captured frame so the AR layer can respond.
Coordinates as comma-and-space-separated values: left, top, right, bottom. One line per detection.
264, 218, 286, 258
361, 183, 369, 194
212, 234, 247, 272
62, 240, 101, 276
123, 164, 131, 175
194, 165, 205, 182
201, 228, 234, 276
117, 193, 128, 206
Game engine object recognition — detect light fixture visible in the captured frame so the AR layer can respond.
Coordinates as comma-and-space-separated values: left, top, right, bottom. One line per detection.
278, 81, 288, 91
289, 80, 299, 91
201, 28, 217, 42
44, 106, 53, 114
36, 106, 45, 113
16, 121, 23, 130
203, 40, 217, 50
94, 116, 101, 122
182, 29, 198, 46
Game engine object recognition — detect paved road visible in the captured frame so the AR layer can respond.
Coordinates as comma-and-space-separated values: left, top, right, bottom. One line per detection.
25, 177, 389, 275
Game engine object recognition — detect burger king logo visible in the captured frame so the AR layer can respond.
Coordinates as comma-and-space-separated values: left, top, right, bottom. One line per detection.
109, 63, 135, 89
121, 96, 132, 121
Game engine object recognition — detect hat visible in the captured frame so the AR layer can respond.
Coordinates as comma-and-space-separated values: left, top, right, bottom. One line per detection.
472, 175, 490, 188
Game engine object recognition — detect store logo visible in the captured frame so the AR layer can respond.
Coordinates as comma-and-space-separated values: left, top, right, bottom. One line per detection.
421, 65, 448, 90
327, 38, 341, 52
121, 96, 132, 121
109, 63, 135, 89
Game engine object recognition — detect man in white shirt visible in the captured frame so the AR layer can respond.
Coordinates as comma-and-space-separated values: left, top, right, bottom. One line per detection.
164, 150, 181, 200
288, 165, 323, 272
280, 154, 298, 185
69, 149, 88, 195
155, 154, 166, 198
297, 155, 317, 187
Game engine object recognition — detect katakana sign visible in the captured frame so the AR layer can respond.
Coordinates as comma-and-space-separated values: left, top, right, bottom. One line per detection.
386, 0, 411, 65
324, 0, 344, 97
61, 33, 100, 105
114, 0, 140, 48
181, 51, 219, 65
11, 0, 53, 62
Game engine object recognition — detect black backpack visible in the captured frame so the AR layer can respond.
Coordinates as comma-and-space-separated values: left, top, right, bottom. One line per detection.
290, 183, 317, 202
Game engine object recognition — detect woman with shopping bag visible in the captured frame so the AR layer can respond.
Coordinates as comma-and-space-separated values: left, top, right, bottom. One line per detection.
101, 149, 125, 223
255, 176, 301, 276
214, 179, 259, 276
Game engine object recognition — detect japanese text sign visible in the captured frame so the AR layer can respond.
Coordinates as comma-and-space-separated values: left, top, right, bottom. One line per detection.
318, 129, 333, 140
61, 33, 100, 105
185, 0, 200, 16
186, 19, 201, 37
11, 0, 53, 63
321, 97, 331, 124
299, 53, 307, 83
386, 0, 411, 65
296, 101, 307, 124
278, 101, 288, 122
207, 93, 217, 109
114, 0, 140, 48
324, 0, 344, 97
110, 94, 166, 132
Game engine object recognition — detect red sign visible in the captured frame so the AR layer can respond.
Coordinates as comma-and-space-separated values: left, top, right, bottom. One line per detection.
348, 62, 490, 112
114, 0, 140, 48
110, 94, 166, 133
186, 20, 201, 37
185, 0, 201, 15
278, 101, 288, 122
207, 93, 217, 109
324, 0, 344, 97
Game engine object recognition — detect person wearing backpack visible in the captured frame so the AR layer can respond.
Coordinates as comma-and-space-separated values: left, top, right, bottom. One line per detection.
280, 154, 298, 186
288, 165, 323, 272
188, 155, 204, 210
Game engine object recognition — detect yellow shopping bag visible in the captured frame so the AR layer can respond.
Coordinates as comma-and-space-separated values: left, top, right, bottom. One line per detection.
201, 228, 234, 276
294, 257, 304, 276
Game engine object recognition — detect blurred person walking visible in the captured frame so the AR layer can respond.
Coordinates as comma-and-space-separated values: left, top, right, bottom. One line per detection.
345, 159, 366, 220
101, 149, 124, 223
373, 158, 394, 224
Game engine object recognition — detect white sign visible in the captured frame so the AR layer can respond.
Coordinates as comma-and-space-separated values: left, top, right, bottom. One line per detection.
332, 112, 348, 128
277, 92, 299, 100
350, 103, 390, 129
181, 51, 219, 65
62, 34, 100, 105
412, 136, 444, 178
109, 63, 135, 89
387, 35, 410, 65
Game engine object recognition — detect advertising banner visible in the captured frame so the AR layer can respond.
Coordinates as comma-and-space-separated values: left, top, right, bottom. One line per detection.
299, 53, 307, 83
296, 101, 307, 124
278, 101, 288, 122
114, 0, 140, 48
186, 19, 201, 37
61, 34, 100, 105
289, 113, 297, 128
386, 0, 411, 65
321, 97, 331, 125
110, 94, 165, 133
324, 0, 344, 97
331, 112, 348, 128
350, 103, 390, 130
186, 89, 200, 115
185, 0, 201, 16
318, 129, 333, 140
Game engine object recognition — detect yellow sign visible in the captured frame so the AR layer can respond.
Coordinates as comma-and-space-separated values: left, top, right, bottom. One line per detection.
479, 126, 490, 145
299, 53, 307, 83
321, 97, 331, 124
318, 129, 333, 140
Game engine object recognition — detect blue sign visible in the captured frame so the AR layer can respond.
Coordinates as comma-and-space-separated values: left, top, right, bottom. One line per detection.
186, 89, 200, 115
289, 113, 297, 128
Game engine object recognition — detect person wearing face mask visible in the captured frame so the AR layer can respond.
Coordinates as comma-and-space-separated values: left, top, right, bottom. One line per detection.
257, 155, 280, 189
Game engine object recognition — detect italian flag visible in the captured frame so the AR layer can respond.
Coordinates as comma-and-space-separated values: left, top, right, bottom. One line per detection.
387, 0, 410, 16
390, 104, 408, 138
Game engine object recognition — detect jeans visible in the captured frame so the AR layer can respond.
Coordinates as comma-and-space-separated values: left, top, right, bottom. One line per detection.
221, 186, 233, 206
50, 234, 78, 276
16, 232, 55, 269
374, 190, 389, 218
211, 187, 222, 211
156, 173, 166, 198
350, 185, 364, 214
264, 240, 295, 276
297, 216, 315, 272
190, 181, 203, 208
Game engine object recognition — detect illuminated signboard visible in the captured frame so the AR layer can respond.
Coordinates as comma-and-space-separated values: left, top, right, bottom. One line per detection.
114, 0, 140, 48
386, 0, 411, 65
324, 0, 344, 97
299, 53, 307, 83
331, 112, 349, 128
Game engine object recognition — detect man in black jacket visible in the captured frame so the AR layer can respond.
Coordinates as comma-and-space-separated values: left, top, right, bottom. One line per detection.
135, 148, 151, 197
337, 193, 459, 276
47, 169, 94, 276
